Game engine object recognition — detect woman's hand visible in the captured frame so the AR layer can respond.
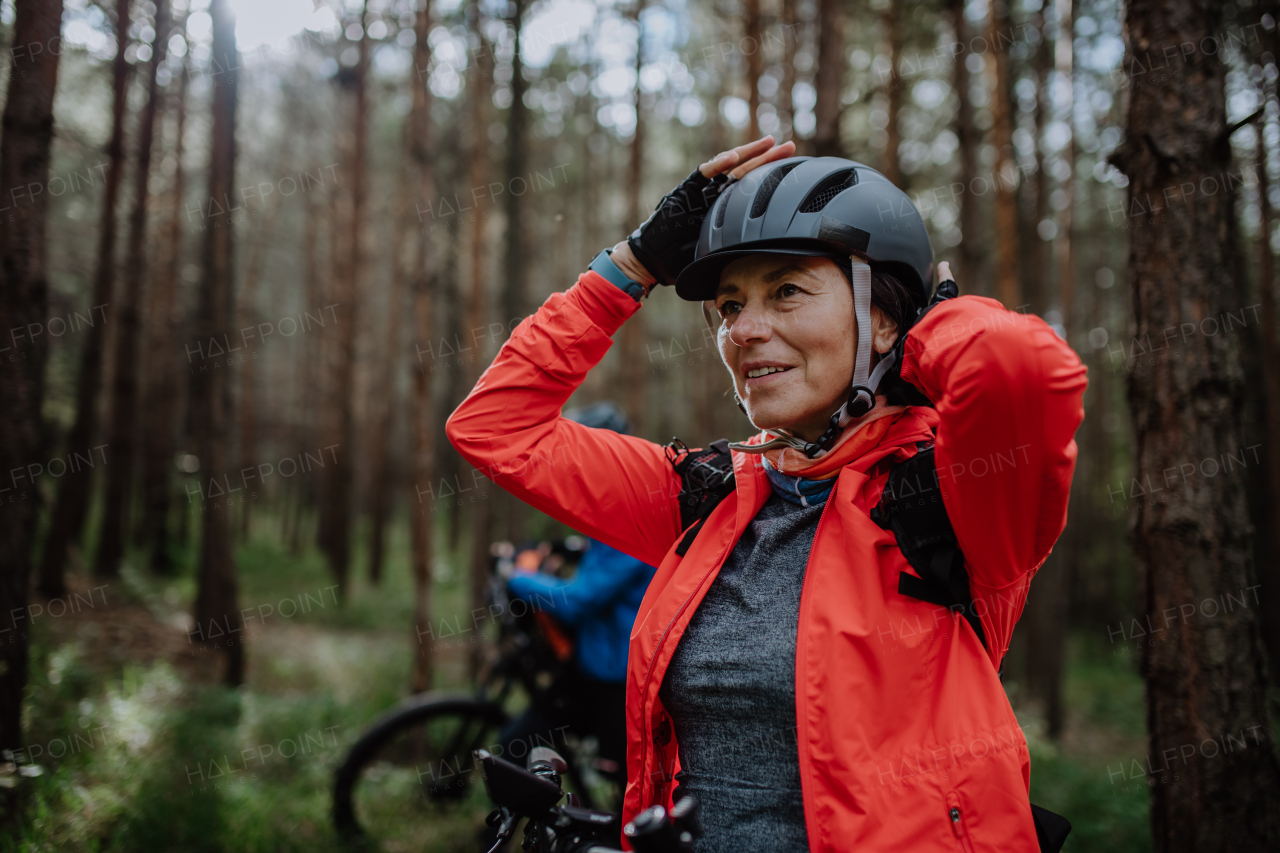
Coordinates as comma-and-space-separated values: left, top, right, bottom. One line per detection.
612, 136, 797, 289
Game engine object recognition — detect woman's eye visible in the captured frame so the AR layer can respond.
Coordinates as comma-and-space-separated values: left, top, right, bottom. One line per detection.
717, 301, 741, 319
778, 283, 801, 298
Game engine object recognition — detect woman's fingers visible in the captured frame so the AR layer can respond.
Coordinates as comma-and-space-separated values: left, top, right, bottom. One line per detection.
729, 140, 797, 180
937, 261, 954, 283
698, 135, 778, 178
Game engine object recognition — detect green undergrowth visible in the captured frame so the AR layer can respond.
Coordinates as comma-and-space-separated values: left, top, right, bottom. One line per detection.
6, 510, 1156, 852
1019, 637, 1151, 853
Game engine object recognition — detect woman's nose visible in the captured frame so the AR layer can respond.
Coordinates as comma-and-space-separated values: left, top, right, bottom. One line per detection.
727, 304, 772, 347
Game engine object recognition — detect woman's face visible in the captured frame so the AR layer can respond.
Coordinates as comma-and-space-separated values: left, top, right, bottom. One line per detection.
713, 254, 897, 442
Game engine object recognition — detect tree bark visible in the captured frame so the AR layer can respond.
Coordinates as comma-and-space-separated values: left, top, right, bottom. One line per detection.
811, 0, 843, 158
619, 0, 648, 432
192, 0, 243, 686
1053, 0, 1076, 327
1255, 97, 1280, 683
367, 149, 411, 588
882, 0, 902, 186
139, 22, 189, 574
38, 0, 132, 595
320, 1, 371, 600
1116, 1, 1280, 848
409, 0, 436, 694
1026, 6, 1051, 315
744, 0, 762, 141
236, 134, 292, 543
0, 0, 65, 757
778, 0, 797, 138
97, 0, 171, 577
499, 0, 531, 544
1019, 0, 1074, 739
1253, 6, 1280, 687
464, 0, 493, 680
988, 0, 1020, 308
948, 0, 981, 293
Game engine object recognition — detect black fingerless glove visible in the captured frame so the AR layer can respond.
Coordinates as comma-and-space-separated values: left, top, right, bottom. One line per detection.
627, 169, 733, 287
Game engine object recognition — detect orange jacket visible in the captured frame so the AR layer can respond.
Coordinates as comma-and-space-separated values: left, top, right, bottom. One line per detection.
447, 271, 1087, 852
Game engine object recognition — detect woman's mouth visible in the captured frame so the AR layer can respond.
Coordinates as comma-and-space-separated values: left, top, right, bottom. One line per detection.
744, 365, 794, 385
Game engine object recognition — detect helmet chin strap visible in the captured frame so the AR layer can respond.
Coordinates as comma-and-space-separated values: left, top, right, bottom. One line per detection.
730, 254, 896, 459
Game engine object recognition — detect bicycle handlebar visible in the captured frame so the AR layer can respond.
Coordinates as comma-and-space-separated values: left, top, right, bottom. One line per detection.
475, 748, 699, 853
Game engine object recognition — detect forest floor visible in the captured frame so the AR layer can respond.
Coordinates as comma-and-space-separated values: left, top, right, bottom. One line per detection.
3, 512, 1156, 853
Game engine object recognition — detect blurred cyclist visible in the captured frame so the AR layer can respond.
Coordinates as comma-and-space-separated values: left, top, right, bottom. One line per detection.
497, 401, 657, 790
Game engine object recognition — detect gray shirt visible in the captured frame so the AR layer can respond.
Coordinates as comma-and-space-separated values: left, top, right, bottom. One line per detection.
658, 491, 824, 853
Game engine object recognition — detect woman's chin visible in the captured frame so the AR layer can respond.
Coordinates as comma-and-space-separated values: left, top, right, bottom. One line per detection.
744, 407, 801, 434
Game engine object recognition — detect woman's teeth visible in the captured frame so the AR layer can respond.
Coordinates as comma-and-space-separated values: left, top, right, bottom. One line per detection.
747, 366, 787, 378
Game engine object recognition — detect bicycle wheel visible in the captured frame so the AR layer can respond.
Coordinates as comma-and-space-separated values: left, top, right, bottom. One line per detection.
333, 693, 509, 852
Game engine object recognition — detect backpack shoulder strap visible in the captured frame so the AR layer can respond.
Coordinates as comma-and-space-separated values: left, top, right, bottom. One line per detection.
667, 438, 736, 557
870, 443, 992, 657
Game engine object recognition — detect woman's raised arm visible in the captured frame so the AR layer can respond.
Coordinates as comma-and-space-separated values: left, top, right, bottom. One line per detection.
445, 273, 682, 567
899, 270, 1088, 665
447, 136, 795, 568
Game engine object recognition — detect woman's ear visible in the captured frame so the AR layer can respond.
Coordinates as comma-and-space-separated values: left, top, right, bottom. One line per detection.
869, 305, 899, 354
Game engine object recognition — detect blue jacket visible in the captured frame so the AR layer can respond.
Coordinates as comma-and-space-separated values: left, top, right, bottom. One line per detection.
508, 539, 656, 683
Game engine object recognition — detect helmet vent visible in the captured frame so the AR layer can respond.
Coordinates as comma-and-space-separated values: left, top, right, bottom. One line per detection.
714, 182, 736, 228
798, 169, 857, 214
749, 162, 801, 218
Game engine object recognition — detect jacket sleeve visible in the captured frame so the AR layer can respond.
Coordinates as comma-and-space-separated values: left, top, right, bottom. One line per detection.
507, 543, 652, 625
445, 272, 684, 569
898, 295, 1088, 664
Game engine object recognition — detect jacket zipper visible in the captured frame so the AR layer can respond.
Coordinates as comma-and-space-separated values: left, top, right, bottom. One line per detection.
948, 800, 977, 853
792, 481, 838, 852
637, 472, 746, 804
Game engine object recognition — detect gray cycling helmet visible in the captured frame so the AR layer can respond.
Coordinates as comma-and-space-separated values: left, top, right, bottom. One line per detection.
674, 156, 933, 302
676, 156, 935, 455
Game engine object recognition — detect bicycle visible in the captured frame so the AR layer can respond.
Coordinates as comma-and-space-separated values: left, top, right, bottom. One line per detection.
333, 539, 621, 851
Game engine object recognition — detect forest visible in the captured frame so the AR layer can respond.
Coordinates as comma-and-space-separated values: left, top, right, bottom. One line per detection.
0, 0, 1278, 850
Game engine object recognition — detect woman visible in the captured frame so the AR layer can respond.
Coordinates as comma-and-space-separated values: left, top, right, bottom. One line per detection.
448, 137, 1087, 852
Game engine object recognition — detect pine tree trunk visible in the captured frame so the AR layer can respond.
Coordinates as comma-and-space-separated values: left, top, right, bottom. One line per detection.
464, 0, 493, 681
367, 151, 411, 588
1019, 0, 1075, 738
620, 0, 648, 432
1253, 8, 1280, 686
1053, 0, 1076, 326
1026, 7, 1050, 315
320, 1, 371, 600
97, 0, 171, 577
236, 135, 292, 544
501, 0, 530, 543
409, 0, 436, 693
38, 0, 132, 596
294, 183, 326, 558
988, 0, 1020, 308
1116, 1, 1280, 847
0, 0, 65, 756
192, 0, 243, 686
882, 0, 902, 186
948, 0, 981, 294
139, 28, 189, 574
744, 0, 762, 141
811, 0, 843, 158
778, 0, 797, 137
